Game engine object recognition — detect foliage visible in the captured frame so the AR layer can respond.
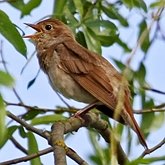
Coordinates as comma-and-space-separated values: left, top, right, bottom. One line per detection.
0, 0, 165, 165
0, 10, 27, 55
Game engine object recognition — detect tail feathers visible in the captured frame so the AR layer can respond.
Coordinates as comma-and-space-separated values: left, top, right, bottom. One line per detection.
122, 90, 148, 149
97, 104, 148, 149
129, 114, 148, 149
122, 107, 148, 149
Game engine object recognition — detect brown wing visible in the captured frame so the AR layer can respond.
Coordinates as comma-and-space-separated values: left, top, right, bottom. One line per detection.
55, 40, 148, 149
55, 40, 119, 110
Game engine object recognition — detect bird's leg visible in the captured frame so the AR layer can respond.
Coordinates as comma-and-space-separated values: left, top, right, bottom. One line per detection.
73, 101, 98, 117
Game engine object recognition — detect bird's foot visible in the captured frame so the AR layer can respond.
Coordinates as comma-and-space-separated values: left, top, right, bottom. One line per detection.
73, 102, 97, 118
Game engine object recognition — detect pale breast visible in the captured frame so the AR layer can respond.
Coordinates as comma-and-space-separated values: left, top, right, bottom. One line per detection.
48, 64, 96, 103
46, 51, 96, 104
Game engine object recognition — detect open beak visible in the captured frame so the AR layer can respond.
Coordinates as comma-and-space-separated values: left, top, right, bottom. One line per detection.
23, 23, 41, 38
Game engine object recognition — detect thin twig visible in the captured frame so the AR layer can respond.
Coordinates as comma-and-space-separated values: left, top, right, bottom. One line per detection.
158, 21, 165, 40
7, 111, 49, 140
55, 91, 72, 108
134, 103, 165, 114
143, 86, 165, 95
5, 101, 77, 113
21, 50, 36, 74
0, 147, 53, 165
5, 101, 55, 112
67, 148, 89, 165
0, 41, 23, 103
10, 137, 28, 155
134, 108, 165, 114
140, 138, 165, 157
126, 7, 164, 65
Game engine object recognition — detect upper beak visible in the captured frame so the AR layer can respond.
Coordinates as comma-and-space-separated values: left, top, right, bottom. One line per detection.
23, 23, 41, 38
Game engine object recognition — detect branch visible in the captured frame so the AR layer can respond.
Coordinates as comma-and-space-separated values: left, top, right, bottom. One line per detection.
126, 7, 164, 65
67, 148, 89, 165
134, 103, 165, 114
50, 112, 128, 165
0, 147, 53, 165
5, 101, 77, 114
55, 91, 72, 108
7, 111, 49, 140
0, 41, 23, 103
10, 137, 28, 155
6, 109, 127, 164
140, 138, 165, 157
51, 122, 67, 165
5, 101, 55, 112
134, 109, 165, 114
21, 50, 36, 74
143, 86, 165, 95
86, 114, 128, 164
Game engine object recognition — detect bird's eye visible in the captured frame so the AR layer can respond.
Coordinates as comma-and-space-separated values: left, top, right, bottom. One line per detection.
45, 24, 52, 30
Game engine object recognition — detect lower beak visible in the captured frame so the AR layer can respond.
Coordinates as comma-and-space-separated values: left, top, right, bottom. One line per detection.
23, 34, 36, 39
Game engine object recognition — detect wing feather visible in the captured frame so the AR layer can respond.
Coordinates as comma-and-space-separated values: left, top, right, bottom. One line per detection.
56, 41, 118, 110
54, 40, 147, 148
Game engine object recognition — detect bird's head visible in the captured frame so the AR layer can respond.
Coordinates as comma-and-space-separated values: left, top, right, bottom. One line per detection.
24, 18, 74, 43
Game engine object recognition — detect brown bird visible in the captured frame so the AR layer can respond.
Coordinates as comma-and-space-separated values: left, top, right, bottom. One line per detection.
24, 18, 148, 149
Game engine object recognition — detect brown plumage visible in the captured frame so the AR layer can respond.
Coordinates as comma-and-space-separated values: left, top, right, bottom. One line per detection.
24, 18, 148, 149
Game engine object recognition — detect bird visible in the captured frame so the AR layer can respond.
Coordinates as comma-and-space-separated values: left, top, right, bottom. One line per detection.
24, 18, 148, 149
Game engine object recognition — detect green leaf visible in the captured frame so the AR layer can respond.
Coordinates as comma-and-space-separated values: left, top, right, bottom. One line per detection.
150, 0, 165, 8
27, 132, 41, 165
85, 19, 118, 46
101, 5, 129, 27
135, 62, 146, 86
21, 0, 42, 17
53, 0, 67, 17
27, 77, 37, 89
90, 148, 110, 165
138, 20, 150, 53
141, 99, 155, 136
19, 126, 27, 138
0, 125, 18, 148
61, 4, 78, 28
122, 0, 147, 12
88, 130, 110, 165
31, 114, 66, 125
143, 156, 165, 163
85, 19, 118, 33
8, 0, 25, 11
113, 59, 126, 71
76, 31, 88, 48
0, 95, 6, 146
65, 0, 76, 15
0, 70, 14, 87
83, 26, 102, 54
141, 112, 155, 136
97, 35, 118, 46
151, 112, 165, 131
22, 109, 44, 120
112, 59, 134, 81
9, 0, 42, 17
27, 69, 40, 89
0, 10, 27, 55
73, 0, 84, 17
116, 37, 131, 52
131, 156, 165, 164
